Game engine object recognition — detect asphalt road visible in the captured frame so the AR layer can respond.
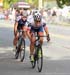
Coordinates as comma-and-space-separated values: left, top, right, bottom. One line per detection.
0, 20, 70, 75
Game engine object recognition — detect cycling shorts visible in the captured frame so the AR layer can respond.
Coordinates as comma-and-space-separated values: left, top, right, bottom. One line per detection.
30, 26, 44, 33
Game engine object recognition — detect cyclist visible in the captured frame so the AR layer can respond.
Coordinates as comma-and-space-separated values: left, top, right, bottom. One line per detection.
13, 11, 28, 50
27, 12, 50, 62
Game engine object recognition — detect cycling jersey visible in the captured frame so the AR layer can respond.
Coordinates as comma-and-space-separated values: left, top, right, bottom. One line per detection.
27, 16, 47, 32
17, 19, 27, 30
27, 16, 46, 28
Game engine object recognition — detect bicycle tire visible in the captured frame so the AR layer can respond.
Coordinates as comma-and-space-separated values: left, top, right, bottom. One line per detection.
37, 45, 43, 72
15, 37, 25, 60
20, 38, 25, 62
15, 49, 19, 59
15, 37, 22, 59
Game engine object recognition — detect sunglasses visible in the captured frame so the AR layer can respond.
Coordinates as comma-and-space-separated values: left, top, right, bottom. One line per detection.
35, 21, 41, 22
22, 16, 27, 18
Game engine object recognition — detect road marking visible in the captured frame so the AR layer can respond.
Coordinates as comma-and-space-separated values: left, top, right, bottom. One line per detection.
0, 47, 13, 51
50, 33, 70, 40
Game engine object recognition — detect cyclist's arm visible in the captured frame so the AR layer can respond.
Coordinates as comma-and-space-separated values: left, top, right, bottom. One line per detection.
43, 23, 50, 42
14, 21, 18, 36
42, 18, 49, 35
27, 23, 32, 40
43, 23, 49, 35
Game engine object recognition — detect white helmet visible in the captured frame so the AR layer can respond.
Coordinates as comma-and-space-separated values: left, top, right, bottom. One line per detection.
33, 12, 42, 22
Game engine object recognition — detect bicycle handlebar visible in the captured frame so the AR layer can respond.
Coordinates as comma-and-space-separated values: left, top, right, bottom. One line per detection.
35, 36, 47, 37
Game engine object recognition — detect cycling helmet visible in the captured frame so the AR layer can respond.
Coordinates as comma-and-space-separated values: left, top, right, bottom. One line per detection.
34, 13, 42, 22
32, 9, 40, 16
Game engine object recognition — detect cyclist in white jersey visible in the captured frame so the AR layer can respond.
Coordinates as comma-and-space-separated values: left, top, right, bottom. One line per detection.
27, 12, 50, 61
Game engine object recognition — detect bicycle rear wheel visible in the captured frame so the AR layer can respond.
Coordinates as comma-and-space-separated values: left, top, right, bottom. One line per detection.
15, 38, 22, 59
37, 46, 43, 72
15, 47, 19, 59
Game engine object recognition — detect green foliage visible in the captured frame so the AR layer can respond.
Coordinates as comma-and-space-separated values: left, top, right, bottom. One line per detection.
56, 0, 70, 8
25, 0, 38, 8
3, 0, 9, 9
3, 0, 18, 9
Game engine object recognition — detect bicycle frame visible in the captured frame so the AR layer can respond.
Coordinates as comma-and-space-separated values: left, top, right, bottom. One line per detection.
35, 32, 40, 47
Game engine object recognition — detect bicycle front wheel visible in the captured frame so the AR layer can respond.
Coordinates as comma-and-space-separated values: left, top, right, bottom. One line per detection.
15, 38, 22, 59
19, 38, 25, 62
37, 46, 43, 72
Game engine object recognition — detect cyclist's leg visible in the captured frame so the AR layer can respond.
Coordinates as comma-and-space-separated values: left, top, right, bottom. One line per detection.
38, 32, 44, 45
30, 27, 36, 61
38, 26, 44, 45
30, 32, 35, 55
13, 31, 19, 48
27, 26, 35, 55
30, 37, 35, 61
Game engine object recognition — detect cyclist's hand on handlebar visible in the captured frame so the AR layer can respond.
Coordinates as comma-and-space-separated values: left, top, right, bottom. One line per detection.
47, 34, 50, 42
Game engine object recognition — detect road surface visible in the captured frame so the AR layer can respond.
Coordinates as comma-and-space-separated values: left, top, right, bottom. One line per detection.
0, 20, 70, 75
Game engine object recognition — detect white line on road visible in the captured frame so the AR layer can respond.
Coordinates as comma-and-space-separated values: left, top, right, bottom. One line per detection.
50, 33, 70, 40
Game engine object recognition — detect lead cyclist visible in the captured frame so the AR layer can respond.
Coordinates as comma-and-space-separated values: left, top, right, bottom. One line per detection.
27, 12, 50, 62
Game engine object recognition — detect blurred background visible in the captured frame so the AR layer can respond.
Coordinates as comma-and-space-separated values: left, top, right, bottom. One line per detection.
0, 0, 70, 25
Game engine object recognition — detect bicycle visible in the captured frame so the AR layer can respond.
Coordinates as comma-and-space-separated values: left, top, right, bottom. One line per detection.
31, 32, 46, 72
15, 30, 25, 62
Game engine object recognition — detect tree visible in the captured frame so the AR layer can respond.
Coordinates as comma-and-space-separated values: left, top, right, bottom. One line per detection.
56, 0, 70, 8
3, 0, 9, 9
25, 0, 38, 8
3, 0, 18, 9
